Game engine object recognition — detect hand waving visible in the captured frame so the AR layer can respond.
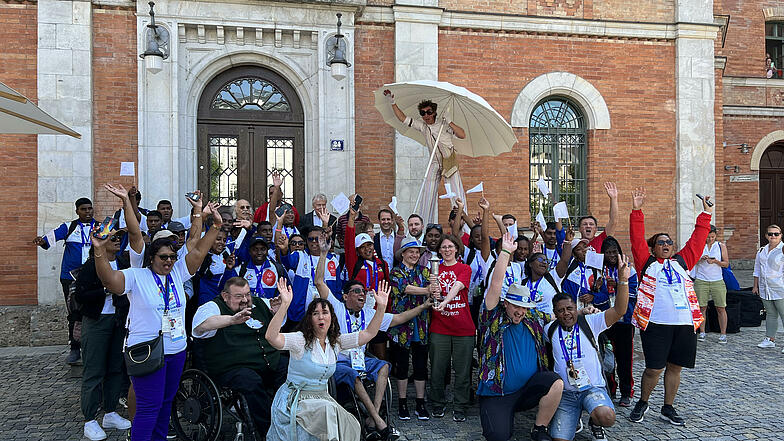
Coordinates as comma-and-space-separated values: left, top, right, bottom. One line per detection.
375, 280, 390, 310
276, 277, 293, 305
605, 182, 618, 200
105, 183, 129, 200
632, 187, 646, 210
501, 232, 516, 254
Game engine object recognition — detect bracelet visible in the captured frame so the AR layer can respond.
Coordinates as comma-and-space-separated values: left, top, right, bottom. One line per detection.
275, 229, 282, 232
94, 254, 104, 259
500, 249, 512, 256
618, 281, 629, 286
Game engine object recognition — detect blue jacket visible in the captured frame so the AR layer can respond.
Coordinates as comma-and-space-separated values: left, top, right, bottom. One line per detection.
279, 251, 343, 321
41, 220, 96, 280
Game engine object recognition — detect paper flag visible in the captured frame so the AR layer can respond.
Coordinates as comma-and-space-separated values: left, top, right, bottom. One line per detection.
330, 192, 350, 215
536, 177, 550, 197
536, 211, 547, 231
507, 222, 518, 238
466, 182, 484, 194
389, 196, 399, 215
120, 162, 135, 177
553, 201, 570, 220
585, 250, 605, 270
439, 192, 457, 200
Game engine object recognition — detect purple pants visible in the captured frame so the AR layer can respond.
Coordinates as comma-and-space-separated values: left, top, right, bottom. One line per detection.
130, 351, 186, 441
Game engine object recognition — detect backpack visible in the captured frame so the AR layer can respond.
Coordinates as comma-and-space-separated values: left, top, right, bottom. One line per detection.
546, 315, 611, 387
237, 259, 288, 283
64, 219, 80, 247
640, 254, 688, 277
523, 273, 561, 296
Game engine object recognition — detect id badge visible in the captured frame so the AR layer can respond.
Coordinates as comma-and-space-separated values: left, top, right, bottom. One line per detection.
161, 311, 172, 334
350, 348, 366, 371
568, 361, 591, 391
170, 313, 186, 342
671, 286, 689, 310
81, 245, 91, 264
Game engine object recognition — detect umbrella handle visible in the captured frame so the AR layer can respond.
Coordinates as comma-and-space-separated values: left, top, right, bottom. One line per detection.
413, 98, 453, 222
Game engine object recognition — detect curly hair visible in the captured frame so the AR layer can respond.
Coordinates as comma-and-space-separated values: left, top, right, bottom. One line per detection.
297, 298, 341, 349
417, 99, 437, 112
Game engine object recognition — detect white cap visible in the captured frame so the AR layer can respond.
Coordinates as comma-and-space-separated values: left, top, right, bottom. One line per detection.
355, 233, 373, 248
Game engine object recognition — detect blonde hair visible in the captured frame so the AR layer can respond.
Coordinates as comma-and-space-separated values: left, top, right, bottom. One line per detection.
767, 224, 782, 233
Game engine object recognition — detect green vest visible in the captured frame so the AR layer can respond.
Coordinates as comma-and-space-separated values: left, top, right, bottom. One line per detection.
201, 296, 281, 378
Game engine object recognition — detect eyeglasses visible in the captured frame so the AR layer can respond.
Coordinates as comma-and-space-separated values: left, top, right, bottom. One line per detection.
307, 237, 320, 242
656, 239, 674, 246
768, 232, 781, 237
419, 109, 434, 116
109, 235, 123, 242
426, 223, 443, 232
532, 256, 547, 263
440, 245, 456, 250
290, 241, 305, 247
347, 287, 365, 295
231, 293, 251, 300
156, 253, 178, 261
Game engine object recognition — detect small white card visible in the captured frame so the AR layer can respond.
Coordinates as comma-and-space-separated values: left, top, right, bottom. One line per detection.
120, 162, 135, 177
331, 192, 350, 215
536, 211, 547, 231
553, 201, 570, 220
536, 177, 550, 197
507, 222, 518, 238
389, 196, 399, 215
585, 250, 604, 270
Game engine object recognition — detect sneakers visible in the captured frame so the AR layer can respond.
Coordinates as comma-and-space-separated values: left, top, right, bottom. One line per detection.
588, 418, 607, 441
618, 395, 632, 408
757, 337, 776, 348
628, 400, 649, 423
575, 418, 583, 434
66, 348, 81, 365
530, 424, 553, 441
697, 332, 706, 342
84, 420, 107, 441
453, 410, 466, 422
398, 402, 410, 421
718, 334, 727, 344
103, 412, 132, 430
415, 401, 430, 420
431, 406, 445, 418
660, 404, 685, 426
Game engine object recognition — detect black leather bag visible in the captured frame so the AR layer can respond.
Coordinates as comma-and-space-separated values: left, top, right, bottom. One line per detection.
123, 330, 164, 377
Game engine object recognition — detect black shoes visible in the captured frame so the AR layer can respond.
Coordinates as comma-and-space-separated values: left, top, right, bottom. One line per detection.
431, 406, 445, 418
452, 410, 466, 422
530, 424, 553, 441
660, 404, 685, 426
65, 348, 81, 365
629, 400, 649, 423
398, 402, 410, 420
415, 400, 430, 420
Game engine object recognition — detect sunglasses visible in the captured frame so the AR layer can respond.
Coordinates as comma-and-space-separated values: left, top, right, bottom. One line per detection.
348, 287, 365, 295
419, 109, 435, 116
109, 235, 123, 242
426, 223, 443, 232
290, 241, 305, 247
156, 253, 178, 261
656, 239, 674, 246
532, 256, 547, 263
307, 237, 320, 242
768, 232, 781, 237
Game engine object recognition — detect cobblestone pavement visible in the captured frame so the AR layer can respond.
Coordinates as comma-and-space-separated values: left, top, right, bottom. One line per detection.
1, 323, 781, 441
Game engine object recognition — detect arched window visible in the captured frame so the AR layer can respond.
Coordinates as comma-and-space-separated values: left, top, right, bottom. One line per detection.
210, 77, 291, 112
529, 97, 587, 223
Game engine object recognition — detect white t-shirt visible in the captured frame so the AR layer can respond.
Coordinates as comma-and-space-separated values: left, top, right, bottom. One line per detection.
191, 297, 277, 339
463, 247, 489, 298
649, 262, 693, 326
485, 258, 524, 298
130, 243, 187, 269
544, 311, 608, 391
100, 260, 119, 315
754, 242, 784, 300
525, 269, 562, 317
327, 293, 393, 356
121, 258, 194, 354
281, 331, 359, 363
691, 242, 723, 282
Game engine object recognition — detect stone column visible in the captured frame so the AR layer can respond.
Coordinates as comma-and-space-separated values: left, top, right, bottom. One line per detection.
393, 3, 442, 222
675, 0, 717, 245
37, 0, 93, 304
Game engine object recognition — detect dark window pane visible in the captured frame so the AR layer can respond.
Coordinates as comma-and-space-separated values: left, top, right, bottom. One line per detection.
211, 77, 291, 112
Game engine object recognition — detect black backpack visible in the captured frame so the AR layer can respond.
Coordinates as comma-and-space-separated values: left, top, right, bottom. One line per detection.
640, 254, 688, 277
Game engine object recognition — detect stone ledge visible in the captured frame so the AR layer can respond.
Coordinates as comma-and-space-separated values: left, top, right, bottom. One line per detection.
0, 305, 68, 347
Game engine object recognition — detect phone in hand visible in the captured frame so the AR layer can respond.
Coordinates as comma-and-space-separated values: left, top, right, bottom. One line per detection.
352, 194, 363, 212
695, 193, 714, 207
275, 203, 292, 218
92, 216, 117, 240
185, 192, 200, 202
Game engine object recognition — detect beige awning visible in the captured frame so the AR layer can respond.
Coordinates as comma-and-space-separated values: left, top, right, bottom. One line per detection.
0, 81, 81, 138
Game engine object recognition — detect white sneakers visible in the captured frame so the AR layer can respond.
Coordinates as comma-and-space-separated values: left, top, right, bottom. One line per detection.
718, 334, 727, 344
757, 337, 776, 348
84, 420, 107, 441
102, 412, 132, 430
698, 332, 706, 342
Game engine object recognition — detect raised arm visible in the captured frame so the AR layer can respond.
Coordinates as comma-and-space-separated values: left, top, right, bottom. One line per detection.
448, 121, 466, 139
185, 202, 223, 274
604, 255, 630, 326
383, 89, 406, 123
185, 190, 205, 250
315, 234, 331, 300
604, 182, 619, 237
358, 280, 390, 346
267, 172, 283, 225
105, 184, 144, 254
629, 187, 650, 275
485, 232, 515, 311
449, 199, 464, 237
92, 231, 126, 294
345, 204, 359, 277
677, 196, 713, 269
265, 277, 291, 350
555, 226, 575, 279
478, 197, 492, 261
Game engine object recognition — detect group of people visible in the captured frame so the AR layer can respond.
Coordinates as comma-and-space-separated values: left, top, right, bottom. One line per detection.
38, 169, 744, 441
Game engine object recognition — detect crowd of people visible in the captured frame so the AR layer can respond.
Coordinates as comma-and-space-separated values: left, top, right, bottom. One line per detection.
34, 166, 754, 441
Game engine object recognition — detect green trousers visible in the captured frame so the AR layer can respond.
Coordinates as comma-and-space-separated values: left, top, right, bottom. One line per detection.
428, 333, 474, 412
80, 314, 126, 421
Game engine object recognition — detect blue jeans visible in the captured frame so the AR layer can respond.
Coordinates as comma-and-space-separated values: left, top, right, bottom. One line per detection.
550, 386, 614, 440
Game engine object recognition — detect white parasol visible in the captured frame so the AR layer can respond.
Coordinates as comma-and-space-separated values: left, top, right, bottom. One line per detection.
0, 81, 81, 138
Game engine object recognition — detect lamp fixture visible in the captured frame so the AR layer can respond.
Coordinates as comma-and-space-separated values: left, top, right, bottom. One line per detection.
326, 13, 351, 81
724, 165, 740, 173
139, 1, 170, 74
723, 141, 750, 154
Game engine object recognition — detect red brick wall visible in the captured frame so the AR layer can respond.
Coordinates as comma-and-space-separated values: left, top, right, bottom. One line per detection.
353, 24, 396, 215
717, 0, 783, 77
0, 2, 38, 306
91, 6, 138, 218
437, 0, 673, 21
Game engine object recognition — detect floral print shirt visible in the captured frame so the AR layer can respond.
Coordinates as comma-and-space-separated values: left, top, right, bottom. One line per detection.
387, 264, 431, 346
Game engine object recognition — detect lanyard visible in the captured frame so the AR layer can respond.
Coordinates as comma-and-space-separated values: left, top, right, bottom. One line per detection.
364, 260, 378, 290
558, 325, 582, 363
505, 265, 516, 286
472, 261, 483, 283
80, 220, 96, 247
283, 226, 295, 239
662, 261, 681, 285
151, 271, 181, 310
544, 247, 558, 269
578, 262, 588, 291
252, 261, 272, 293
345, 308, 365, 332
603, 266, 618, 282
527, 276, 542, 294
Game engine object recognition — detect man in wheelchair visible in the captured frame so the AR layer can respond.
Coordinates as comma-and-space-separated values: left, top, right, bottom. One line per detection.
314, 252, 432, 440
192, 276, 287, 437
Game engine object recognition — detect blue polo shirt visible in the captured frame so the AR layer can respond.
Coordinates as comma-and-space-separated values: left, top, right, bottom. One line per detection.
477, 321, 538, 396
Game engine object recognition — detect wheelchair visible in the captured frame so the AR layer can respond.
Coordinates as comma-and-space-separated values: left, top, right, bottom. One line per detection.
330, 357, 396, 441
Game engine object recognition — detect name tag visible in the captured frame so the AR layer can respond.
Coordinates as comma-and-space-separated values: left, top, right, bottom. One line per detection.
162, 309, 186, 341
568, 360, 591, 391
349, 348, 366, 371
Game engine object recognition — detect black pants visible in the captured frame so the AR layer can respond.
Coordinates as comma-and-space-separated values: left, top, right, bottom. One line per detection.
389, 341, 429, 381
215, 356, 288, 437
80, 314, 125, 420
604, 322, 635, 398
60, 278, 80, 350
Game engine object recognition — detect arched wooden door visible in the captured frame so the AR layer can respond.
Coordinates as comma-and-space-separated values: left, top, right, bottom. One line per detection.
759, 142, 784, 242
197, 66, 305, 214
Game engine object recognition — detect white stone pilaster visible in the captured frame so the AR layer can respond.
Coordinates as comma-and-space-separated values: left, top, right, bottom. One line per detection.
675, 0, 716, 246
393, 5, 442, 220
37, 0, 93, 304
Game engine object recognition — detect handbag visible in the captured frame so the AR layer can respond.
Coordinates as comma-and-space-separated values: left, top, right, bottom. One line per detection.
719, 244, 740, 291
123, 330, 165, 377
441, 149, 459, 178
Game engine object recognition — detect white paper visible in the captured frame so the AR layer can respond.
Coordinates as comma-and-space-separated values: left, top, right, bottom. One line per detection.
536, 211, 547, 231
445, 182, 452, 195
439, 192, 457, 200
585, 251, 605, 270
330, 192, 350, 215
389, 196, 399, 215
553, 201, 570, 220
120, 162, 135, 177
536, 177, 550, 197
507, 222, 518, 238
466, 182, 484, 194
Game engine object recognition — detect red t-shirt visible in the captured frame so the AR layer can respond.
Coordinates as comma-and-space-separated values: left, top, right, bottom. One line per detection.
587, 231, 607, 253
430, 262, 475, 336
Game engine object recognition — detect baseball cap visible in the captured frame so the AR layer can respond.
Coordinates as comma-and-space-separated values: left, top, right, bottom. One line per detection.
152, 230, 177, 242
167, 221, 187, 232
503, 284, 538, 308
249, 235, 270, 248
355, 233, 373, 248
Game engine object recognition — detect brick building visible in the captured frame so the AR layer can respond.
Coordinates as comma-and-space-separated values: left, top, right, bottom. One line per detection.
1, 0, 783, 344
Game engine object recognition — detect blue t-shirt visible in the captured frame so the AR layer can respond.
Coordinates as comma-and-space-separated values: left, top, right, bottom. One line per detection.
477, 321, 538, 396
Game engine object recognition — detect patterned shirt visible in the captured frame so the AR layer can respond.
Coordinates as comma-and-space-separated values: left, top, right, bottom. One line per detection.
477, 302, 550, 395
387, 264, 432, 346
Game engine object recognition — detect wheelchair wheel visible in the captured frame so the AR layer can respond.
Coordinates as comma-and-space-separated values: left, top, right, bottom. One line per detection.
171, 369, 223, 441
